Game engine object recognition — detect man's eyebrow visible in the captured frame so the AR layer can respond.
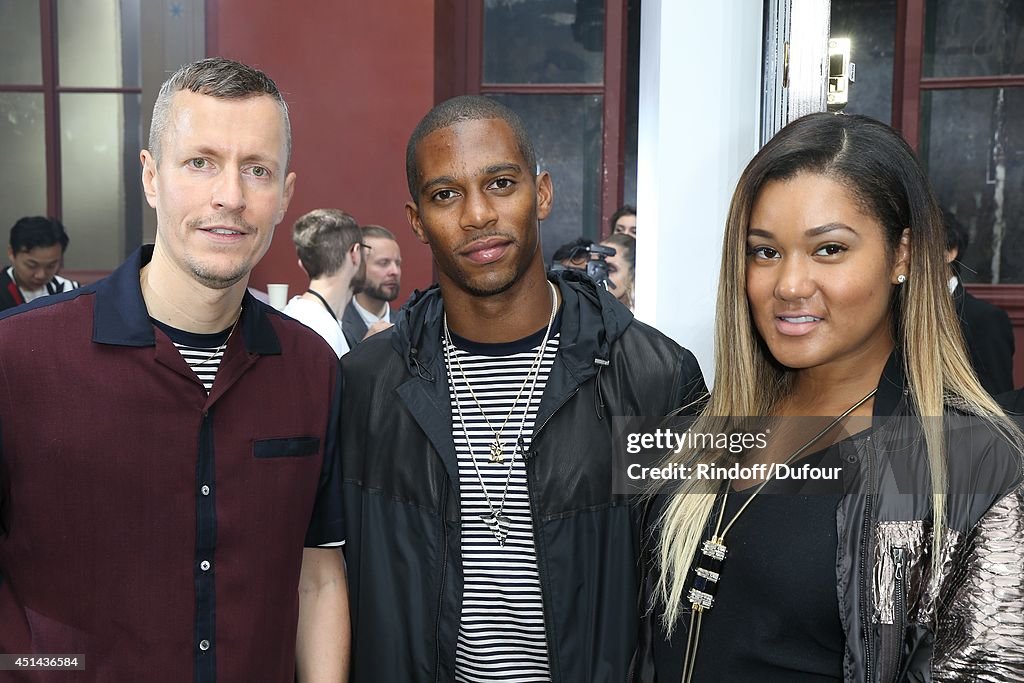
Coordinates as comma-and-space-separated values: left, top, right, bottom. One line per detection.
482, 163, 522, 176
190, 146, 279, 168
420, 175, 457, 194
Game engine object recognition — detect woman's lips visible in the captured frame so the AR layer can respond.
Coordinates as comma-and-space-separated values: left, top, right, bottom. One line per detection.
774, 314, 823, 336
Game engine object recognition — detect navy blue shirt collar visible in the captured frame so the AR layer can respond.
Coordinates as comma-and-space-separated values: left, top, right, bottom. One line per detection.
92, 244, 281, 354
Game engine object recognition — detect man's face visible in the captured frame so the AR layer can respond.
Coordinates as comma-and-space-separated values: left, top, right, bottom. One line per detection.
140, 90, 296, 289
361, 236, 402, 302
8, 244, 63, 290
406, 118, 552, 297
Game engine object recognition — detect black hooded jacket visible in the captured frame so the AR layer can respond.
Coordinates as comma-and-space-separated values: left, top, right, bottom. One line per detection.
339, 272, 706, 682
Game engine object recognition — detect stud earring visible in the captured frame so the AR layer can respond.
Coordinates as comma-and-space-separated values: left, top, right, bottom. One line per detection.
897, 274, 907, 284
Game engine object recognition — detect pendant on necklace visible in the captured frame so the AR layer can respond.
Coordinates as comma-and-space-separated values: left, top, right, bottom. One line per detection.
489, 437, 504, 463
481, 511, 512, 546
687, 538, 727, 611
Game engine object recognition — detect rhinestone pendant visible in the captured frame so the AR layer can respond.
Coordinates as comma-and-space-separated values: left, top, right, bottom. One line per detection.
687, 538, 727, 611
481, 511, 512, 546
489, 437, 504, 463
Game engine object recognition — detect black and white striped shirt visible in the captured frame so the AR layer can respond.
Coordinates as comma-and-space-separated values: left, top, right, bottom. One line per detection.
446, 324, 559, 683
152, 319, 232, 392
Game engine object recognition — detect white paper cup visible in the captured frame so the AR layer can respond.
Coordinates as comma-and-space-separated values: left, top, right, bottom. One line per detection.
266, 283, 289, 311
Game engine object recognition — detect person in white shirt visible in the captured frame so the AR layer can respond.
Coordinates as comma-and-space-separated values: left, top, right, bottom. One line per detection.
342, 224, 402, 347
283, 208, 364, 357
0, 216, 79, 312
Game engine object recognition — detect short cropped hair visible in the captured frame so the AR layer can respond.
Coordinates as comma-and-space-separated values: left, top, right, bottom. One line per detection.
292, 209, 362, 280
149, 57, 291, 166
405, 95, 537, 202
9, 216, 70, 253
361, 225, 397, 242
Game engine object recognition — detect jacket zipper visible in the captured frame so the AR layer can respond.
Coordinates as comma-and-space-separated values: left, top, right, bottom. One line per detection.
889, 546, 907, 682
525, 386, 580, 682
860, 441, 876, 682
433, 484, 450, 683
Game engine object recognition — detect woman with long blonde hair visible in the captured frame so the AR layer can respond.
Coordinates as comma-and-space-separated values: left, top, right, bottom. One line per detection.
633, 113, 1024, 682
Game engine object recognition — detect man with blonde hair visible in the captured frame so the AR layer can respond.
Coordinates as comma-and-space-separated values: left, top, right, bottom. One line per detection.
0, 58, 348, 682
285, 208, 364, 357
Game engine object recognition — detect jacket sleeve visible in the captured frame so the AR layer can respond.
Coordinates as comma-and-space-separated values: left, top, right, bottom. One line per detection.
932, 483, 1024, 681
672, 348, 708, 416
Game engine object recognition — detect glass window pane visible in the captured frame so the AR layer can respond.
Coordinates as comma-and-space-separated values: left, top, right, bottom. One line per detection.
923, 0, 1024, 78
0, 0, 42, 85
58, 0, 141, 88
829, 0, 896, 125
60, 93, 143, 270
487, 94, 603, 264
0, 93, 47, 234
921, 88, 1024, 283
483, 0, 604, 84
623, 0, 640, 206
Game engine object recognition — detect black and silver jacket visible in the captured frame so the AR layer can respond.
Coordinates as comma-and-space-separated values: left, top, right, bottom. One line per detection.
339, 272, 706, 682
633, 354, 1024, 682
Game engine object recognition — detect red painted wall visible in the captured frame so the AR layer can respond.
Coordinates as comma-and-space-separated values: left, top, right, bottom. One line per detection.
208, 0, 436, 304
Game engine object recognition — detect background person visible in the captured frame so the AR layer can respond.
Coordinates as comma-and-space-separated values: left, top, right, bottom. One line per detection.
943, 209, 1014, 396
601, 232, 635, 310
635, 113, 1024, 682
611, 203, 637, 237
341, 224, 401, 347
284, 208, 364, 358
0, 216, 79, 312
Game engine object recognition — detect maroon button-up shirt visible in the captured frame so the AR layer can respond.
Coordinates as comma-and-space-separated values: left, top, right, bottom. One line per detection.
0, 246, 344, 682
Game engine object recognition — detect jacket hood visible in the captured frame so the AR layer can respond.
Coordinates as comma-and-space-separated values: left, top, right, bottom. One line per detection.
392, 270, 634, 380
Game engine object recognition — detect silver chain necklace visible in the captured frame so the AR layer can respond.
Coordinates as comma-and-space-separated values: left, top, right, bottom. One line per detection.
443, 280, 558, 546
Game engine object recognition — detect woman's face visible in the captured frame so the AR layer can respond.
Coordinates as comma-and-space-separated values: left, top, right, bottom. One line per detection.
745, 172, 909, 378
601, 241, 633, 305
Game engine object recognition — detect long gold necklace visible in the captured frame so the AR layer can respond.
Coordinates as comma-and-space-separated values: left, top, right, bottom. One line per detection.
679, 388, 877, 683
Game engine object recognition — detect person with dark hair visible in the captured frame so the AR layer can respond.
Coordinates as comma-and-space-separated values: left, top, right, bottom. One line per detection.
601, 232, 636, 310
0, 58, 348, 681
942, 209, 1014, 395
551, 236, 593, 269
611, 203, 637, 237
341, 224, 402, 347
635, 113, 1024, 682
340, 94, 706, 682
284, 208, 364, 357
0, 215, 79, 311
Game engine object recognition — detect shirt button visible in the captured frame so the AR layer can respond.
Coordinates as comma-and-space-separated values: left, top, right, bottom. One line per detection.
199, 639, 210, 651
200, 560, 211, 571
201, 485, 210, 496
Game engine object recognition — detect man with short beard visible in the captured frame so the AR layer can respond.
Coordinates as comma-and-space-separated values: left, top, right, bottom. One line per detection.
284, 208, 365, 358
340, 95, 705, 682
341, 225, 402, 347
0, 58, 348, 681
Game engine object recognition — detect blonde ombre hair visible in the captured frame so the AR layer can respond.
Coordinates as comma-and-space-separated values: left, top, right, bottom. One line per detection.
655, 112, 1016, 632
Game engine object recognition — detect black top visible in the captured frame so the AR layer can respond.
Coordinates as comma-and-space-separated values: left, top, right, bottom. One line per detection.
653, 452, 845, 682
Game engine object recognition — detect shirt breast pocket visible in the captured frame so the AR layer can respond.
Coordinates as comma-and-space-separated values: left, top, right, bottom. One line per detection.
253, 436, 321, 458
